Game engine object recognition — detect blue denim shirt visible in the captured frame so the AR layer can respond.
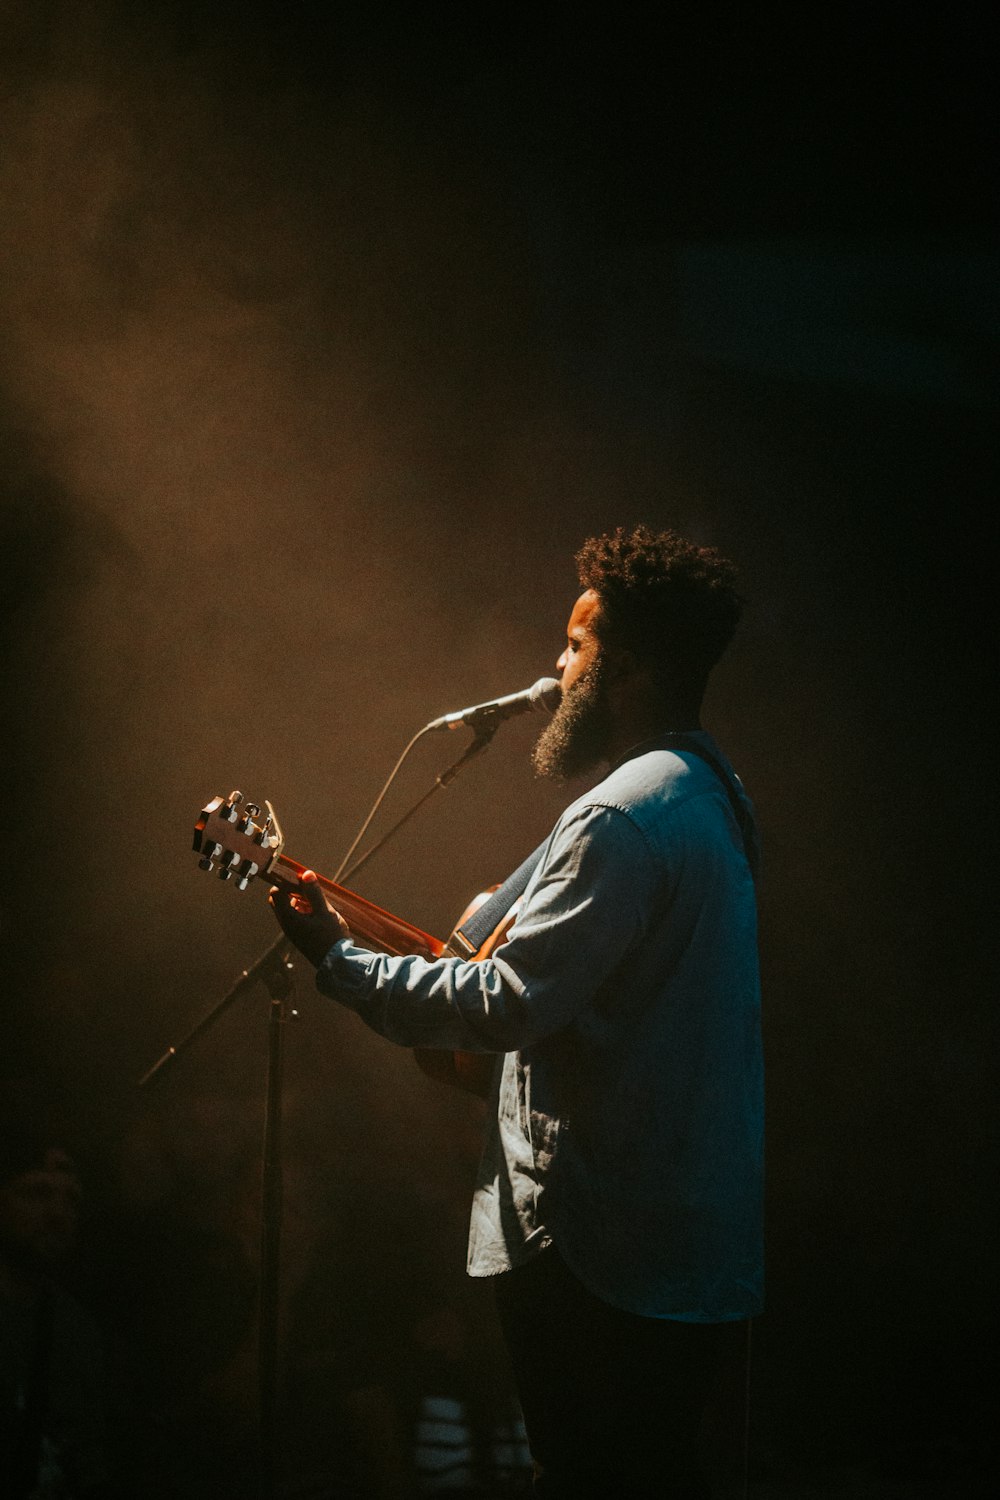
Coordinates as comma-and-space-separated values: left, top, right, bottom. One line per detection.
317, 735, 763, 1321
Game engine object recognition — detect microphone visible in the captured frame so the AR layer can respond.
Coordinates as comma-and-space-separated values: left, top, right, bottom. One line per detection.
426, 677, 561, 733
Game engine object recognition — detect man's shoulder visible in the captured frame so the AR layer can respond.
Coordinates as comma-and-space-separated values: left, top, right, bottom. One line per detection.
589, 734, 726, 813
533, 737, 752, 895
558, 735, 745, 859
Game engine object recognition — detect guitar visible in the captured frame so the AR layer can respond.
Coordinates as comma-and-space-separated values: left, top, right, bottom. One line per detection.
194, 790, 514, 1095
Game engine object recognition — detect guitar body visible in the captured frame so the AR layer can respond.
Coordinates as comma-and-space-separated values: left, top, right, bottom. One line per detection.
194, 792, 520, 1098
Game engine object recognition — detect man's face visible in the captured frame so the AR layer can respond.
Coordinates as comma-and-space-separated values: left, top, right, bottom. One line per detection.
0, 1148, 82, 1275
532, 589, 615, 780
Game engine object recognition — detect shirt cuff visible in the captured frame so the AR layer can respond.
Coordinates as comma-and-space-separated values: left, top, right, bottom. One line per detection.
316, 936, 377, 996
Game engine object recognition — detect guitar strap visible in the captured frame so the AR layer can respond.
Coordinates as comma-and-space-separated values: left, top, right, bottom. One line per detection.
649, 733, 760, 879
449, 841, 548, 956
452, 734, 757, 956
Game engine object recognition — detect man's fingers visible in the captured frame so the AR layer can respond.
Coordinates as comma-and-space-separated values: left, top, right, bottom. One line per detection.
269, 880, 320, 917
298, 870, 327, 916
269, 870, 348, 961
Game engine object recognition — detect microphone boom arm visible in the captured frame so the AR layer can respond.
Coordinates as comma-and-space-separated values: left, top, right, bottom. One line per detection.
337, 725, 497, 886
333, 677, 559, 884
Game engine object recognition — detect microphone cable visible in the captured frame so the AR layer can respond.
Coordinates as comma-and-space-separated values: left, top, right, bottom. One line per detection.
332, 721, 436, 883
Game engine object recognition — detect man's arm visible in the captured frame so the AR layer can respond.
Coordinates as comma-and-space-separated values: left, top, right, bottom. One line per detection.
273, 804, 660, 1053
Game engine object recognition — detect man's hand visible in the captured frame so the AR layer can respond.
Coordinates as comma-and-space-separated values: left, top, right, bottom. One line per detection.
269, 870, 351, 967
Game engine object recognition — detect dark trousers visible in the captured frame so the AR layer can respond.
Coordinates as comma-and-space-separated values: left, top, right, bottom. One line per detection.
494, 1245, 725, 1499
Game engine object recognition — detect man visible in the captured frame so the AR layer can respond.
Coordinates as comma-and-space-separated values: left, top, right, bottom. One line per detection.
272, 525, 763, 1498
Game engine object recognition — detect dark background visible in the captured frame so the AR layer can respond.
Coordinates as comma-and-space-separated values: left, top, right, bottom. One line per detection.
1, 3, 996, 1495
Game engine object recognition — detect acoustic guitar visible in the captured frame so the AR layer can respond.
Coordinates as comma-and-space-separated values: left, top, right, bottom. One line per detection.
194, 790, 514, 1095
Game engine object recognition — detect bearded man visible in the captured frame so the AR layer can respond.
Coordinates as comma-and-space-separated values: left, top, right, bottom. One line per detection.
272, 526, 763, 1499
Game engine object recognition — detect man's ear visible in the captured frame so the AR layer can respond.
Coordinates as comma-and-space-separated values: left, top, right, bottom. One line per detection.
606, 646, 638, 683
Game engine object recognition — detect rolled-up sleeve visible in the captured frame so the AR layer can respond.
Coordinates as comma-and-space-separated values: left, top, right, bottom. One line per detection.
315, 803, 660, 1050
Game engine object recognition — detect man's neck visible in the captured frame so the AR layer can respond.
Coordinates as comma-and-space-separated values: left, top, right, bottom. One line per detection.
605, 704, 703, 767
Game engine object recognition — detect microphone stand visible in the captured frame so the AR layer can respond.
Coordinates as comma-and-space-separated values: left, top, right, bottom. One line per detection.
339, 724, 496, 884
136, 721, 499, 1499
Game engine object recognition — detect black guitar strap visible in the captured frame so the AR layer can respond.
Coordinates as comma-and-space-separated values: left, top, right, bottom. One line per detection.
450, 734, 757, 957
448, 841, 548, 956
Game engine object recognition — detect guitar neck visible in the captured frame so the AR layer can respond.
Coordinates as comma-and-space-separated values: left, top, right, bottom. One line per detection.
269, 854, 445, 960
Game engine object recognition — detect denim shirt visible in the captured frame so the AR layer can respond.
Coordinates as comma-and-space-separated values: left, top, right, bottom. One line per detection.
316, 735, 763, 1322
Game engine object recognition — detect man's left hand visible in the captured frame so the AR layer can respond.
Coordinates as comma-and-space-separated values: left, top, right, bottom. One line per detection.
269, 870, 351, 967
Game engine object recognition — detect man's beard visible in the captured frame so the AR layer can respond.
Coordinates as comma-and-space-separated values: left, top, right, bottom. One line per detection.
531, 658, 614, 781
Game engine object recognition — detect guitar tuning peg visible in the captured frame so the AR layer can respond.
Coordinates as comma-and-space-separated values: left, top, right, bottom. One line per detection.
234, 857, 260, 890
197, 840, 223, 870
227, 790, 243, 805
218, 867, 234, 881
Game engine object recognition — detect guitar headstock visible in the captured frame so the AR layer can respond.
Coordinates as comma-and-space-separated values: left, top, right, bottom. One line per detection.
193, 791, 284, 891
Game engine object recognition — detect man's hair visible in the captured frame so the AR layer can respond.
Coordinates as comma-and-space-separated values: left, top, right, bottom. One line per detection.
575, 525, 743, 700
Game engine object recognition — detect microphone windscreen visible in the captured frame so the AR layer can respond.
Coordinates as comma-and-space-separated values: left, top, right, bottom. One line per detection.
529, 677, 562, 714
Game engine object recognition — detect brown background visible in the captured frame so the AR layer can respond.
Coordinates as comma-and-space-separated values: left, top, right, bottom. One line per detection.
1, 4, 995, 1494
